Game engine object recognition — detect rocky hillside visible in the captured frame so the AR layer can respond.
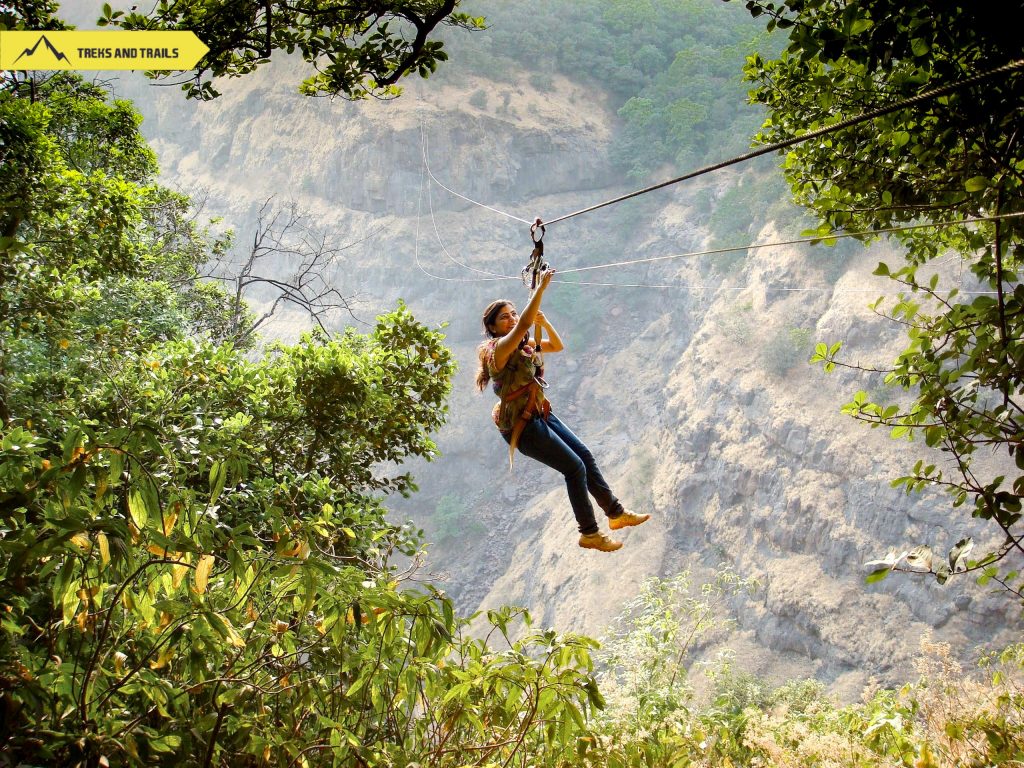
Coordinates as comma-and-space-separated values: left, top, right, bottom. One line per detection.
101, 48, 1017, 701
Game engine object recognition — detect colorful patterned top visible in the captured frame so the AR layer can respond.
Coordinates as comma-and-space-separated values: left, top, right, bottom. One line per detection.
485, 338, 548, 434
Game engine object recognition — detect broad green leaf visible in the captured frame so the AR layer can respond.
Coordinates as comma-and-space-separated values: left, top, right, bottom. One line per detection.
865, 568, 890, 584
128, 490, 149, 528
208, 460, 227, 505
850, 17, 873, 34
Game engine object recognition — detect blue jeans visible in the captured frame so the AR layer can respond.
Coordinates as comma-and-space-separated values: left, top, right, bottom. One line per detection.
504, 412, 624, 535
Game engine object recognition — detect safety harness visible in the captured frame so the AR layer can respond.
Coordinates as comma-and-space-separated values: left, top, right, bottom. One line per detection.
495, 371, 551, 470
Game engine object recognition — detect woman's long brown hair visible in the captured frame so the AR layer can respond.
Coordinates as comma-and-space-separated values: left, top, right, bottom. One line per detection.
475, 300, 512, 391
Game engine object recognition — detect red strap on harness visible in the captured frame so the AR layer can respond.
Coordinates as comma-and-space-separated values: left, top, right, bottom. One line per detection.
504, 378, 549, 470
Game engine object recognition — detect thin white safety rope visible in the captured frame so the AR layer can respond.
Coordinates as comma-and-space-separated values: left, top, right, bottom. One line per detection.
420, 124, 532, 225
413, 166, 519, 284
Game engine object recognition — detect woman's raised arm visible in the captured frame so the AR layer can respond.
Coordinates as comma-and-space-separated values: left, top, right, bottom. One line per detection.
492, 269, 555, 371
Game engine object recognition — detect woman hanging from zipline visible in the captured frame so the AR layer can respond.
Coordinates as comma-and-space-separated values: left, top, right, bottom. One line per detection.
475, 267, 650, 552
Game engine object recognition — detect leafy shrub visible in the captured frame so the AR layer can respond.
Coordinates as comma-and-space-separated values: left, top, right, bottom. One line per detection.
763, 326, 813, 377
432, 492, 484, 545
716, 300, 754, 344
468, 88, 488, 109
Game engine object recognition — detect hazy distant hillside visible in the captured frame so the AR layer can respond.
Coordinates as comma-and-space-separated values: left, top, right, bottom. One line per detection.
58, 0, 1017, 700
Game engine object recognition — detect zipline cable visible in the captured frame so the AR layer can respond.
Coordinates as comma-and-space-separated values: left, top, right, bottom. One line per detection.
415, 101, 1022, 293
414, 176, 1019, 291
557, 211, 1024, 274
541, 58, 1024, 227
550, 278, 998, 294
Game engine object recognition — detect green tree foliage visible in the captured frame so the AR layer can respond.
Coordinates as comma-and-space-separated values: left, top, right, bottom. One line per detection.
1, 73, 237, 428
434, 0, 773, 177
587, 569, 759, 765
729, 0, 1024, 595
95, 0, 485, 99
557, 570, 1024, 768
1, 64, 601, 768
0, 0, 69, 34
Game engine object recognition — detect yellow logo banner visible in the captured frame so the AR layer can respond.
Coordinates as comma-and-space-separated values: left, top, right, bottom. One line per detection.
0, 31, 208, 70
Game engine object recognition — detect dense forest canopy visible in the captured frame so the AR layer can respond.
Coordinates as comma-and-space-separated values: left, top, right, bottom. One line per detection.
440, 0, 778, 177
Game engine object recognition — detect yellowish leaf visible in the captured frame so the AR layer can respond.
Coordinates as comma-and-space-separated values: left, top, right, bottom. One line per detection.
171, 562, 189, 590
94, 473, 108, 504
278, 540, 298, 557
279, 538, 309, 559
194, 554, 215, 594
77, 586, 99, 601
124, 734, 139, 760
162, 508, 178, 537
150, 645, 174, 670
223, 619, 245, 648
345, 607, 370, 625
69, 533, 92, 552
146, 544, 185, 561
97, 533, 110, 568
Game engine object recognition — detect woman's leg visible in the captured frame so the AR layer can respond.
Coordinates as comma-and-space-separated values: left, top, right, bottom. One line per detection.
544, 413, 625, 519
507, 417, 600, 535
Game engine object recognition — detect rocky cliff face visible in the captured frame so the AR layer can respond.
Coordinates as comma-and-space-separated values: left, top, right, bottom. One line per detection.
113, 54, 1017, 701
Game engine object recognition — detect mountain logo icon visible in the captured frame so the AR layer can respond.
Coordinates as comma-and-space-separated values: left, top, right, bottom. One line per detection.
13, 35, 71, 65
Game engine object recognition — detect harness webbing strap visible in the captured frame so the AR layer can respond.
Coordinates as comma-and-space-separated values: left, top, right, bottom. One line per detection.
502, 378, 550, 470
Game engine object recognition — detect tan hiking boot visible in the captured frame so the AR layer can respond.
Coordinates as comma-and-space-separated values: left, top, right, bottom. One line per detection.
609, 510, 651, 530
578, 532, 623, 552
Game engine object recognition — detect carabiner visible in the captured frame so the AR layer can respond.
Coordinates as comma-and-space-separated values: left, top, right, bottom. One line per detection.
530, 217, 545, 244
